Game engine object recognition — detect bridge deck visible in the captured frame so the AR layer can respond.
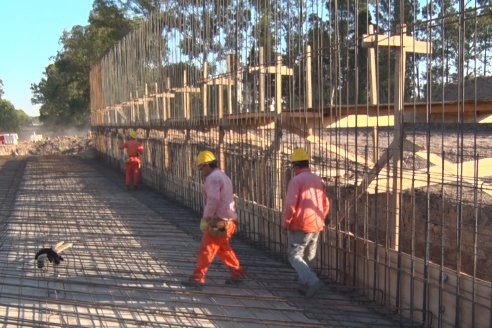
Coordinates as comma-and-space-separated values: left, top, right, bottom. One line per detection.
0, 156, 417, 327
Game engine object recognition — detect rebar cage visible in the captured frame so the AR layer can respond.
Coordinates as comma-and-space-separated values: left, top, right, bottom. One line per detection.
90, 1, 492, 326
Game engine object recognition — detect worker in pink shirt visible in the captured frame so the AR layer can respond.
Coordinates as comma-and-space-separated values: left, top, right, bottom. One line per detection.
118, 130, 144, 190
283, 148, 330, 298
182, 150, 245, 288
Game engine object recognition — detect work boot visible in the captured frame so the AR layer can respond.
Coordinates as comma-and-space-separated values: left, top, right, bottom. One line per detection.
296, 283, 308, 295
305, 280, 323, 298
181, 278, 204, 289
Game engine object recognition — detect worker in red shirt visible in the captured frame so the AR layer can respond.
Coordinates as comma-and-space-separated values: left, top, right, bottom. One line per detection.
283, 148, 330, 298
118, 130, 144, 190
182, 150, 245, 288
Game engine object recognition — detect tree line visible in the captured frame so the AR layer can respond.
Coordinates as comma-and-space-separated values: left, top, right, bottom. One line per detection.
0, 79, 30, 132
29, 0, 160, 128
2, 0, 490, 132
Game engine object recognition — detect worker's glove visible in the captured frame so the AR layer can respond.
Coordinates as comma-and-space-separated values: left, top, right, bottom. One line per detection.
208, 218, 228, 237
200, 219, 208, 232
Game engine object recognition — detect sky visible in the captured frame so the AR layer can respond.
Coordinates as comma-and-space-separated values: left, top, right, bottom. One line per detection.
0, 1, 94, 117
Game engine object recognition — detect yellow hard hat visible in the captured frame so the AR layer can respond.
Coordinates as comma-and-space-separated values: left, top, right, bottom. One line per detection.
196, 150, 216, 165
291, 148, 310, 162
129, 130, 137, 139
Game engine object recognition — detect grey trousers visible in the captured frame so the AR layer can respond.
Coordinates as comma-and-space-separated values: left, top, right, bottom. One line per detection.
287, 231, 320, 286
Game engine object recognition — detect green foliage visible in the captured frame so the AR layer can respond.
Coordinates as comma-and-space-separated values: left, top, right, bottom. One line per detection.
0, 99, 20, 132
30, 0, 156, 128
15, 109, 31, 126
29, 0, 492, 124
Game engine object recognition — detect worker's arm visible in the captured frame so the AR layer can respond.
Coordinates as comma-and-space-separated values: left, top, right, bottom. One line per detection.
202, 175, 221, 220
118, 141, 127, 150
282, 179, 299, 230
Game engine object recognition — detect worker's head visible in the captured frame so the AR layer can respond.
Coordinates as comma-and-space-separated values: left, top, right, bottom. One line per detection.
290, 148, 310, 169
196, 150, 217, 177
129, 130, 137, 139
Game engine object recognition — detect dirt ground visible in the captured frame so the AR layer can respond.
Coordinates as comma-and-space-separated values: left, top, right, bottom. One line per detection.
0, 125, 95, 158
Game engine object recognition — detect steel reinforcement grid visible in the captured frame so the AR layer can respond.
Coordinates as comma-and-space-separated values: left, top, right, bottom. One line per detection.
89, 1, 492, 327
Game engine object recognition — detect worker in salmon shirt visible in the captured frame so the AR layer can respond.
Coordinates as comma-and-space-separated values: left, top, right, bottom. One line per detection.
283, 148, 330, 298
182, 150, 245, 288
118, 130, 144, 190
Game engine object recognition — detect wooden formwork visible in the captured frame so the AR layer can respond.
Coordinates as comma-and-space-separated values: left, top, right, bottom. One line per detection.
89, 11, 492, 327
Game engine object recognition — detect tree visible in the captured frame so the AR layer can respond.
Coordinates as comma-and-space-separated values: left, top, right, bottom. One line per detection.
0, 99, 20, 132
0, 79, 4, 99
30, 0, 154, 128
15, 109, 31, 126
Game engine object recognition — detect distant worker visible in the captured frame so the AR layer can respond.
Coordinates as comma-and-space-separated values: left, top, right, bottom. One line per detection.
283, 148, 330, 298
118, 130, 144, 190
182, 150, 245, 288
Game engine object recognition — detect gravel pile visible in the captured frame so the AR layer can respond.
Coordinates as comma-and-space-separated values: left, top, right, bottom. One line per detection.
1, 135, 95, 158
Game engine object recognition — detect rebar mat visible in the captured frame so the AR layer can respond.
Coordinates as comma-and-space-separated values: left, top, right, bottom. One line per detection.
0, 155, 419, 327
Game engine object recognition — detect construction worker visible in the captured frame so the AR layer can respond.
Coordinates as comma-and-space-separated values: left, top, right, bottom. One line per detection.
283, 148, 330, 298
182, 150, 245, 288
118, 130, 144, 190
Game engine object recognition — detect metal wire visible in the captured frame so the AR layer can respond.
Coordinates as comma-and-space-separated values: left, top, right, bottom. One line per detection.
89, 1, 492, 327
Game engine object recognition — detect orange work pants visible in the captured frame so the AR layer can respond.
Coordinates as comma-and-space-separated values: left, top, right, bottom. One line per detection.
191, 220, 244, 283
125, 158, 141, 187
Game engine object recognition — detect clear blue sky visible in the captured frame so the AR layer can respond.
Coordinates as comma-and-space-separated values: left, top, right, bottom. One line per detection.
0, 1, 94, 117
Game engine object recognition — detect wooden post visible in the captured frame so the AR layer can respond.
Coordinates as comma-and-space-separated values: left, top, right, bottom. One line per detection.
367, 25, 378, 105
154, 83, 160, 121
183, 71, 189, 119
130, 92, 135, 122
173, 71, 200, 120
164, 77, 172, 120
249, 47, 293, 114
156, 78, 174, 121
372, 126, 378, 163
203, 62, 209, 116
275, 56, 282, 113
362, 24, 432, 115
106, 107, 111, 125
134, 90, 140, 122
236, 59, 244, 113
259, 47, 265, 112
164, 129, 170, 170
219, 128, 225, 171
227, 55, 233, 114
306, 45, 312, 109
362, 24, 432, 250
186, 129, 193, 178
203, 58, 236, 118
144, 83, 149, 122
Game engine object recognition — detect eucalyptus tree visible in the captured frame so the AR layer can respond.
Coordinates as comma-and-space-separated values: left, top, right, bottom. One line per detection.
30, 0, 157, 127
463, 2, 492, 78
419, 0, 459, 100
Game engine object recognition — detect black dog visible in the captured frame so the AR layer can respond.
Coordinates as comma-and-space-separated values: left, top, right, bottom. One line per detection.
35, 248, 64, 268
